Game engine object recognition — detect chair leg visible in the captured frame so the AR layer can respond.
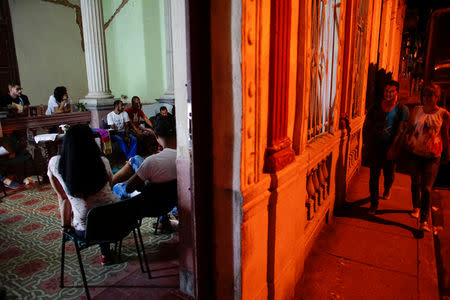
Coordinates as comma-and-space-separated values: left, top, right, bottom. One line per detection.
154, 217, 160, 234
60, 234, 66, 288
73, 240, 90, 300
31, 159, 41, 185
118, 239, 123, 260
0, 181, 6, 198
137, 226, 152, 279
132, 229, 145, 273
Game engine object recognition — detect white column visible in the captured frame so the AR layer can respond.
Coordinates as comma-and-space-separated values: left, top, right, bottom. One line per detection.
80, 0, 113, 99
160, 0, 175, 100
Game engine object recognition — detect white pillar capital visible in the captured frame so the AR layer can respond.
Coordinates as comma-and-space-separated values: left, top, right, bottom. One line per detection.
80, 0, 113, 99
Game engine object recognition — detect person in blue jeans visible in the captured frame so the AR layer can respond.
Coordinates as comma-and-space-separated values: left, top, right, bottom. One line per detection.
111, 133, 159, 200
107, 100, 137, 159
405, 84, 450, 232
364, 80, 409, 214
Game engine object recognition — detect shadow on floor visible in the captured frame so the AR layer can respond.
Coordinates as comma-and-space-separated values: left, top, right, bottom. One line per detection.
336, 197, 423, 239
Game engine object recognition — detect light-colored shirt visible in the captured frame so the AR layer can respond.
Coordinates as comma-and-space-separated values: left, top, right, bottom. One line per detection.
45, 95, 71, 115
107, 111, 130, 131
136, 148, 177, 183
406, 106, 448, 158
47, 155, 119, 231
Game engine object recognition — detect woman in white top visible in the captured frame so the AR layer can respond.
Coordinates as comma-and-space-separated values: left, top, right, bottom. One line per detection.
45, 86, 71, 115
47, 124, 119, 264
406, 83, 450, 232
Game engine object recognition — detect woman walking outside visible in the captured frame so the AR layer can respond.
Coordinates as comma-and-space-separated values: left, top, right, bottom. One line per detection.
406, 83, 449, 232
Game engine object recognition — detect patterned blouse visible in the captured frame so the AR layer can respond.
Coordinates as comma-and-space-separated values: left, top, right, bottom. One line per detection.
406, 106, 448, 158
47, 155, 119, 231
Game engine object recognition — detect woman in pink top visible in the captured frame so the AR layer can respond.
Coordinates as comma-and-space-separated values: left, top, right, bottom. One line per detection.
48, 125, 119, 264
406, 84, 450, 232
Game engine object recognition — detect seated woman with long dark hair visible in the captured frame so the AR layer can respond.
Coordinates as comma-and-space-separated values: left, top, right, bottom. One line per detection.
47, 124, 119, 265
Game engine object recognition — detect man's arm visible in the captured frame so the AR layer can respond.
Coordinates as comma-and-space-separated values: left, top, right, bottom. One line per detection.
130, 120, 142, 135
106, 114, 117, 130
126, 173, 145, 193
22, 95, 30, 109
139, 110, 153, 128
54, 95, 71, 114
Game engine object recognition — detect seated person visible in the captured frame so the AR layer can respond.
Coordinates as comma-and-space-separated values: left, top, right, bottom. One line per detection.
125, 96, 154, 137
107, 100, 137, 159
45, 86, 72, 115
47, 125, 119, 265
111, 133, 160, 199
0, 138, 20, 189
153, 106, 175, 130
0, 83, 30, 114
125, 118, 177, 227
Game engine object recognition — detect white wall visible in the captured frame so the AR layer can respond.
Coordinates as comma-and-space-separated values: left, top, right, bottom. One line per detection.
8, 0, 88, 106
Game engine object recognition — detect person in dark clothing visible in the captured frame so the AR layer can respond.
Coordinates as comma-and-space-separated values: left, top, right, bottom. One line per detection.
364, 80, 409, 214
153, 106, 175, 130
0, 83, 30, 113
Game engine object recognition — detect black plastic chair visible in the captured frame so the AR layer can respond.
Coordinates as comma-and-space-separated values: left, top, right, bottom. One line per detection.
60, 197, 151, 300
136, 180, 178, 234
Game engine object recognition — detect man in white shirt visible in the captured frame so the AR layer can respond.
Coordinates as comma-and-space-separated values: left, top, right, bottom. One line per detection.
125, 117, 177, 225
107, 100, 137, 159
45, 86, 71, 115
126, 117, 176, 191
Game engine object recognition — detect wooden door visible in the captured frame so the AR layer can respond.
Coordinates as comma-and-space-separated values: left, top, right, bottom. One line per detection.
0, 0, 19, 94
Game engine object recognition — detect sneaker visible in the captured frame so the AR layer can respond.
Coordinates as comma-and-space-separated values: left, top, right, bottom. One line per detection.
410, 208, 420, 219
382, 191, 391, 200
101, 255, 111, 266
100, 249, 116, 266
368, 205, 377, 215
419, 222, 431, 232
3, 178, 20, 189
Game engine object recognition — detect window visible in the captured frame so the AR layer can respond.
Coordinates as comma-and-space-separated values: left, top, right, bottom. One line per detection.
308, 0, 341, 140
351, 0, 369, 118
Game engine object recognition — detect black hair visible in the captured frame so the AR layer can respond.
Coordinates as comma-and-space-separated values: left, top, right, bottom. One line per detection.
385, 80, 399, 92
154, 116, 175, 137
113, 99, 123, 108
131, 96, 140, 103
58, 124, 108, 198
136, 133, 159, 157
54, 86, 67, 103
8, 82, 21, 89
160, 106, 168, 112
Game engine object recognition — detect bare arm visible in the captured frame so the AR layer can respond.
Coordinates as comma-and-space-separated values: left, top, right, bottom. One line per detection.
54, 94, 71, 114
111, 162, 135, 186
130, 121, 142, 136
143, 114, 153, 128
125, 173, 145, 194
48, 174, 72, 228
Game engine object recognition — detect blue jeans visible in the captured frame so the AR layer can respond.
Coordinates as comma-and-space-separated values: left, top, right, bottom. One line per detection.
369, 160, 395, 207
409, 152, 440, 223
112, 155, 145, 200
111, 133, 137, 159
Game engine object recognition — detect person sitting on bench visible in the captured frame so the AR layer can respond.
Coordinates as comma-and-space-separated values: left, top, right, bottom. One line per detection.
107, 100, 137, 159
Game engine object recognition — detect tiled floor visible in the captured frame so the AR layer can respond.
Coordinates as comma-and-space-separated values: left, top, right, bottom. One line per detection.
295, 167, 440, 300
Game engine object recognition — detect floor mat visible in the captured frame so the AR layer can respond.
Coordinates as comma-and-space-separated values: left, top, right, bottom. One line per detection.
0, 184, 175, 299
